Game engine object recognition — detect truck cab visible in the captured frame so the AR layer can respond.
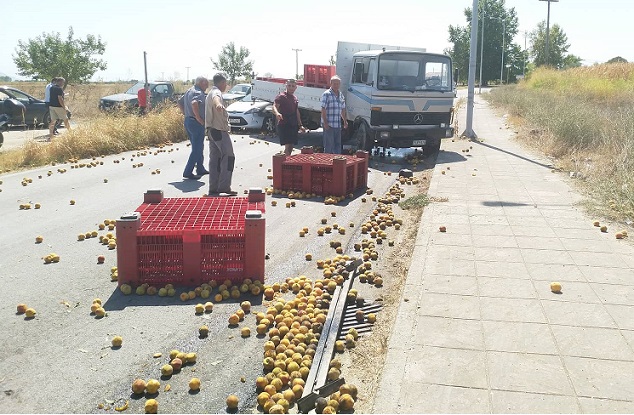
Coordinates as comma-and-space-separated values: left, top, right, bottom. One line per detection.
341, 45, 455, 153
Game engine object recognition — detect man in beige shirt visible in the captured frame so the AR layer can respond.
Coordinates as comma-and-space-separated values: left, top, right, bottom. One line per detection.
204, 73, 236, 196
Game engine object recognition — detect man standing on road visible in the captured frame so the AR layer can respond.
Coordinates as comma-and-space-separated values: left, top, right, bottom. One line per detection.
45, 77, 60, 135
320, 75, 347, 154
273, 79, 306, 156
48, 78, 71, 141
178, 76, 209, 180
204, 73, 236, 196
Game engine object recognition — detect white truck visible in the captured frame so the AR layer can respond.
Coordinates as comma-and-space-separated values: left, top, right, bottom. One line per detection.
252, 41, 455, 154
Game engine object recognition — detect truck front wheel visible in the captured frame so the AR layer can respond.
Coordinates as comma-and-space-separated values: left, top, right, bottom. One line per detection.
352, 121, 373, 152
423, 140, 441, 155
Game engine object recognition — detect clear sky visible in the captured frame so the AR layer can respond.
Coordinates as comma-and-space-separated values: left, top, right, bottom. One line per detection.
1, 0, 631, 82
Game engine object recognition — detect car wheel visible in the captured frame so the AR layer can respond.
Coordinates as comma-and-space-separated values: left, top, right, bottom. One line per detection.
423, 140, 441, 155
262, 115, 275, 133
42, 111, 51, 129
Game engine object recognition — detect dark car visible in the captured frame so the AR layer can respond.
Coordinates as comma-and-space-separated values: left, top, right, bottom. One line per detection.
99, 81, 176, 111
0, 86, 49, 127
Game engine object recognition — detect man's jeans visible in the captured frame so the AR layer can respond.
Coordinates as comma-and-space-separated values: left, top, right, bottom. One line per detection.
183, 117, 205, 175
323, 127, 342, 154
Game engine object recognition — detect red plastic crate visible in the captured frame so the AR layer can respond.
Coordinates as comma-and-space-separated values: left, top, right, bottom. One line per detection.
272, 147, 369, 197
304, 64, 335, 88
116, 190, 266, 287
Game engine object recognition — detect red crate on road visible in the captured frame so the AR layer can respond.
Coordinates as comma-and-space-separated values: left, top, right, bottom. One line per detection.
272, 147, 369, 197
116, 189, 266, 287
304, 64, 336, 88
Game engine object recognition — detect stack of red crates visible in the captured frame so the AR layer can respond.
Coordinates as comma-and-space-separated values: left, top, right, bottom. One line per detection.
272, 147, 369, 197
116, 189, 266, 287
256, 76, 304, 86
303, 65, 336, 88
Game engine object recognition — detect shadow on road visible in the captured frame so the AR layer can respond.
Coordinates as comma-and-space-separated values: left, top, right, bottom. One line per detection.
103, 288, 264, 311
167, 179, 205, 193
434, 150, 468, 165
473, 139, 554, 170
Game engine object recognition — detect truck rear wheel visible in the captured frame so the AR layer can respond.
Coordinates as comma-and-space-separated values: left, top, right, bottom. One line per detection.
352, 121, 373, 152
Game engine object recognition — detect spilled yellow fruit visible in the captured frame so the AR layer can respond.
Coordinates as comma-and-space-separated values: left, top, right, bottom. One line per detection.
189, 377, 201, 391
146, 379, 160, 394
144, 399, 158, 414
226, 395, 239, 409
550, 282, 562, 293
111, 336, 123, 347
25, 308, 37, 318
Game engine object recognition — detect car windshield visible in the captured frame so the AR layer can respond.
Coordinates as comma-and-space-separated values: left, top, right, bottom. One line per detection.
228, 84, 250, 94
377, 53, 452, 92
240, 94, 254, 101
125, 82, 147, 94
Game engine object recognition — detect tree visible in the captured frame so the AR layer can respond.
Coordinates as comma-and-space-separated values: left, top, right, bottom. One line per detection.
447, 0, 520, 86
606, 56, 628, 64
0, 75, 12, 82
13, 27, 106, 87
529, 21, 574, 69
210, 42, 254, 85
446, 25, 470, 85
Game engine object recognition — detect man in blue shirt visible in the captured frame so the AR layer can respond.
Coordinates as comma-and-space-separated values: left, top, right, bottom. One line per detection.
45, 77, 60, 135
178, 76, 209, 179
320, 75, 348, 154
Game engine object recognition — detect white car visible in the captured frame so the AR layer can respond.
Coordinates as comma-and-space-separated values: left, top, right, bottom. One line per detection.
226, 94, 275, 132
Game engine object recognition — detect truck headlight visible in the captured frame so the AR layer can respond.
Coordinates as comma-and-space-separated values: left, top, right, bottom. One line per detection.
440, 123, 447, 128
380, 131, 390, 138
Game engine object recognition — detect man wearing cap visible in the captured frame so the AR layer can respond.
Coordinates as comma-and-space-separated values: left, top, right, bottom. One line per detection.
320, 75, 347, 154
273, 79, 306, 156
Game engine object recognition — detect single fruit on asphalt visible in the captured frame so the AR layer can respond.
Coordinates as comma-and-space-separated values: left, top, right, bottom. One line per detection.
204, 301, 214, 312
70, 199, 76, 205
169, 358, 183, 372
226, 394, 239, 409
132, 378, 146, 395
120, 284, 132, 295
241, 327, 251, 337
616, 232, 624, 239
189, 377, 201, 391
111, 336, 123, 347
146, 379, 160, 394
185, 352, 197, 363
25, 308, 36, 318
367, 313, 377, 323
94, 307, 106, 317
35, 235, 43, 243
161, 364, 174, 376
97, 255, 105, 264
439, 226, 446, 232
338, 394, 355, 410
144, 399, 158, 414
600, 225, 608, 232
199, 325, 209, 337
550, 282, 562, 293
17, 304, 28, 314
169, 350, 179, 360
593, 221, 600, 227
194, 303, 205, 314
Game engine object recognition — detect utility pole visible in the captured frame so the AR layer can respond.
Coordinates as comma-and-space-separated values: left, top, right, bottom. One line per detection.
500, 19, 505, 85
185, 66, 190, 82
478, 6, 485, 94
292, 48, 302, 80
523, 31, 527, 76
539, 0, 559, 66
462, 0, 479, 139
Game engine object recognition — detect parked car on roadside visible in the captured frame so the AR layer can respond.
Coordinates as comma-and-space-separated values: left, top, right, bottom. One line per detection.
222, 83, 252, 105
99, 81, 181, 111
226, 94, 275, 132
0, 86, 49, 127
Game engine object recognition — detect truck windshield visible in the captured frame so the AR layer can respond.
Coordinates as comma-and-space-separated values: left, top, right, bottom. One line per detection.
377, 53, 452, 92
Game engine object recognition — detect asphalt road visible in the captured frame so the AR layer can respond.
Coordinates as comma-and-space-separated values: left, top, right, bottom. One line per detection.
0, 128, 429, 413
0, 123, 76, 152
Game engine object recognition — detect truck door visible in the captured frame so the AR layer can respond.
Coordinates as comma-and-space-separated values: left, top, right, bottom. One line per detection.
346, 56, 375, 124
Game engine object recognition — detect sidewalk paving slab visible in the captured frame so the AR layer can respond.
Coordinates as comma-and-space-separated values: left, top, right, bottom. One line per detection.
373, 93, 634, 413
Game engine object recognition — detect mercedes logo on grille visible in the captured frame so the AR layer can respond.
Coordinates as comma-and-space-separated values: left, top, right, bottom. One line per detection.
413, 113, 424, 124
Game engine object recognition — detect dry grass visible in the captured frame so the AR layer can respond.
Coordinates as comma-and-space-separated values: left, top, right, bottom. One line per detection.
0, 105, 187, 171
487, 63, 634, 221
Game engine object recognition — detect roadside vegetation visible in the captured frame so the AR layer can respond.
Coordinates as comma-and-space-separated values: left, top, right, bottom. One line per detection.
486, 62, 634, 221
0, 105, 186, 172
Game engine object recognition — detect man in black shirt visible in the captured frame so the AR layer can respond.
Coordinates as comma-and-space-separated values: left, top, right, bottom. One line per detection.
48, 78, 71, 141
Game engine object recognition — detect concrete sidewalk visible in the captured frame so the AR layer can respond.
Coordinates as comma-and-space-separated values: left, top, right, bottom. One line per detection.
373, 93, 634, 413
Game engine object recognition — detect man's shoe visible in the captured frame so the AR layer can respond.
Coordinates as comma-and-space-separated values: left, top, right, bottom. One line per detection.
197, 169, 209, 176
218, 190, 238, 196
183, 174, 202, 180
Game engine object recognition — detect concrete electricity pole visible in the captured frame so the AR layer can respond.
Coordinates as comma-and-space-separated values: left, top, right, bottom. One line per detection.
539, 0, 559, 66
292, 48, 302, 80
462, 0, 480, 139
185, 66, 190, 82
